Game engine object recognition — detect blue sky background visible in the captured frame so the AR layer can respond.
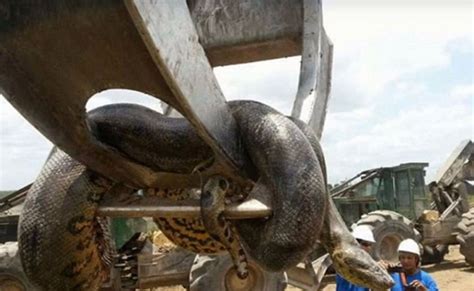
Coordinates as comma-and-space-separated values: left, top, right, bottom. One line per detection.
1, 0, 472, 189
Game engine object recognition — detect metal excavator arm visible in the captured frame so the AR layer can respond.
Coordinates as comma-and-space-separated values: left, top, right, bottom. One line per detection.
430, 140, 474, 217
0, 0, 332, 189
0, 184, 31, 213
435, 139, 474, 187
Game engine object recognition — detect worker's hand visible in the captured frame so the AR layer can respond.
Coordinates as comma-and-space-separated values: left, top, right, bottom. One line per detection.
409, 280, 427, 291
377, 260, 395, 270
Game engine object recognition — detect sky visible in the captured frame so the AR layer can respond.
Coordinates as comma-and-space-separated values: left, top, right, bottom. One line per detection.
0, 0, 473, 190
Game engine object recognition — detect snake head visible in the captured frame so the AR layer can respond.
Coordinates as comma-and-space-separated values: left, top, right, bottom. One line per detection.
331, 241, 395, 290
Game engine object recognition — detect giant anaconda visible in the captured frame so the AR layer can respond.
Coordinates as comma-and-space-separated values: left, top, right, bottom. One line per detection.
18, 148, 116, 290
19, 101, 394, 290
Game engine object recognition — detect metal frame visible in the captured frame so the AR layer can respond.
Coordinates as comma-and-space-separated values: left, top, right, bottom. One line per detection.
125, 0, 248, 179
436, 140, 473, 185
291, 0, 333, 140
97, 196, 272, 219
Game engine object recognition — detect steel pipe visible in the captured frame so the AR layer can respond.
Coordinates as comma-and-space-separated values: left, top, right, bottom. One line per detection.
97, 198, 272, 219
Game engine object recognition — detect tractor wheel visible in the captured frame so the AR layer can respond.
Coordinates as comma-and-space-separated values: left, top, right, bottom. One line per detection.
356, 210, 420, 262
0, 242, 37, 291
456, 207, 474, 266
189, 254, 287, 291
422, 244, 448, 264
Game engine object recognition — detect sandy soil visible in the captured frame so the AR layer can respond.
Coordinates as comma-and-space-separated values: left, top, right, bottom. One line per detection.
309, 245, 474, 291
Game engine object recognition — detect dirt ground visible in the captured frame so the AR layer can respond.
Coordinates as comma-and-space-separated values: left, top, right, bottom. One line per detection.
304, 245, 474, 291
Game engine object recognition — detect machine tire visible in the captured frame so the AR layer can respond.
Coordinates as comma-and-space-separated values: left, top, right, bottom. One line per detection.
0, 242, 37, 291
456, 207, 474, 266
356, 210, 420, 262
422, 244, 448, 264
189, 254, 287, 291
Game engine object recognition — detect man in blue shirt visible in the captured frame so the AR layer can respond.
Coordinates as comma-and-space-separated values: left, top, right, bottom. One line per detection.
335, 225, 376, 291
386, 239, 439, 291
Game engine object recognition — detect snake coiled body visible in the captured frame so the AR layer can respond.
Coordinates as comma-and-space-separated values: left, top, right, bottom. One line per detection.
19, 101, 393, 290
230, 102, 326, 270
90, 101, 327, 271
19, 148, 115, 290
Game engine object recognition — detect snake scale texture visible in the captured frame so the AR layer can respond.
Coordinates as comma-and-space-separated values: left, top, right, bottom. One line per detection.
19, 148, 116, 290
19, 101, 394, 290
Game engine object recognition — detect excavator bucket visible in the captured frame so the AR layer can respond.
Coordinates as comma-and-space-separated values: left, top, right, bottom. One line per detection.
0, 0, 332, 188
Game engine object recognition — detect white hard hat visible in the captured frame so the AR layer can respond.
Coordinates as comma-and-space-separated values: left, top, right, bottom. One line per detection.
352, 225, 376, 243
398, 239, 420, 256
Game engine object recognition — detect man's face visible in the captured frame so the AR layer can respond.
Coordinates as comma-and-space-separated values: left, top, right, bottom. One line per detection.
399, 252, 418, 272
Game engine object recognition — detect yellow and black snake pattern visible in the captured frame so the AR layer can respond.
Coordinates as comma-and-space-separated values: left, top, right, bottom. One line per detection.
148, 187, 227, 254
148, 178, 248, 277
200, 176, 248, 279
19, 148, 116, 290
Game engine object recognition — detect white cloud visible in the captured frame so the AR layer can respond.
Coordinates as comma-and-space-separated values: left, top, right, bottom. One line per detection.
324, 0, 472, 110
450, 84, 474, 100
0, 97, 52, 189
316, 0, 473, 184
323, 84, 472, 184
